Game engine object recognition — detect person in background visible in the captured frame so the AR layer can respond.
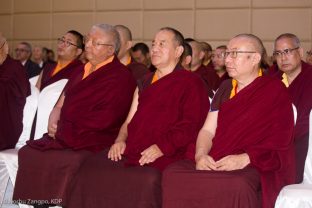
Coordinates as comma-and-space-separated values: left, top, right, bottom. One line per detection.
15, 42, 41, 78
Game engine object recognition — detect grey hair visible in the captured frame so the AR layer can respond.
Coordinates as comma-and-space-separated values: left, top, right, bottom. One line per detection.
274, 33, 301, 48
92, 23, 121, 55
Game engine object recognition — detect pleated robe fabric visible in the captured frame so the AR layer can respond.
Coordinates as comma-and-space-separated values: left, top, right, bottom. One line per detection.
67, 66, 210, 208
163, 76, 296, 208
13, 57, 136, 206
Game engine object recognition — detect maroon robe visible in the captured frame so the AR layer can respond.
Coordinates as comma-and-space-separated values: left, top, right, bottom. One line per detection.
66, 66, 209, 208
163, 76, 295, 208
193, 64, 220, 97
275, 61, 312, 183
40, 59, 82, 91
13, 57, 136, 206
127, 58, 150, 81
0, 56, 30, 150
125, 67, 210, 170
29, 59, 83, 139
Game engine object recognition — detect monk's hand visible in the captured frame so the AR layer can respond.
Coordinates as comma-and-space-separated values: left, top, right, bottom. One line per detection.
48, 123, 57, 139
139, 144, 164, 166
108, 141, 126, 161
47, 107, 61, 139
195, 155, 217, 170
215, 153, 250, 171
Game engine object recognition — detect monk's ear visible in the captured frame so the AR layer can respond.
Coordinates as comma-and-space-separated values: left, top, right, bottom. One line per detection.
185, 55, 192, 66
298, 47, 304, 59
175, 45, 184, 58
76, 48, 83, 57
252, 53, 261, 66
199, 50, 205, 60
126, 40, 133, 51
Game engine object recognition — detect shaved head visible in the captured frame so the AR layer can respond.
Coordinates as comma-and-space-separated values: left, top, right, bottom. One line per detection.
114, 25, 132, 42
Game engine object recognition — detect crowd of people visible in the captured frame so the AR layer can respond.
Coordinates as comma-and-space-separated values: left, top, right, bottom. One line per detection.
0, 23, 311, 208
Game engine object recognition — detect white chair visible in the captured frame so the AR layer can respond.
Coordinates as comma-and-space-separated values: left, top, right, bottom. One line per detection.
0, 78, 68, 208
275, 109, 312, 208
34, 79, 68, 139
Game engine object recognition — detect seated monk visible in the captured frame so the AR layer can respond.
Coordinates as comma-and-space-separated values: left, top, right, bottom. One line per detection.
0, 32, 30, 205
162, 34, 296, 208
273, 33, 312, 183
12, 23, 136, 207
114, 25, 150, 81
0, 30, 84, 206
66, 27, 210, 208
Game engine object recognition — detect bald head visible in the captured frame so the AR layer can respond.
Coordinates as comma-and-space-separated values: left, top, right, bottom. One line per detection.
232, 34, 265, 58
114, 25, 132, 42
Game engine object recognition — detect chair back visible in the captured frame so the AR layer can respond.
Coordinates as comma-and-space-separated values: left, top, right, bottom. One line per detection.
16, 76, 39, 148
303, 109, 312, 184
34, 79, 68, 139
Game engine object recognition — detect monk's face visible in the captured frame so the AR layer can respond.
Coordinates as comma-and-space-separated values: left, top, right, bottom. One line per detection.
212, 48, 226, 71
57, 33, 82, 61
225, 37, 259, 80
84, 28, 114, 66
132, 50, 150, 66
151, 30, 179, 69
274, 37, 303, 74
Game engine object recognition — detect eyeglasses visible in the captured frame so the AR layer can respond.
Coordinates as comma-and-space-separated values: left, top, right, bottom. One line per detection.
224, 51, 257, 59
306, 50, 312, 56
273, 47, 299, 58
15, 48, 29, 53
0, 41, 6, 50
83, 36, 113, 48
57, 38, 79, 48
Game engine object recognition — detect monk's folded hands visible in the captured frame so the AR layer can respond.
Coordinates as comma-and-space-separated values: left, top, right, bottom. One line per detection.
139, 144, 164, 166
108, 141, 126, 161
215, 153, 250, 171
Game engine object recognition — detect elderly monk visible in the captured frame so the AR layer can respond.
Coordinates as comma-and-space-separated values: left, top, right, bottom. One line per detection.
273, 33, 312, 183
12, 24, 136, 207
66, 27, 209, 208
115, 25, 149, 81
0, 32, 30, 205
162, 34, 296, 208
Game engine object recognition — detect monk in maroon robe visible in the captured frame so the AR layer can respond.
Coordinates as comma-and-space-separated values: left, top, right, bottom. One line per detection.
188, 39, 220, 97
162, 34, 295, 208
273, 33, 312, 183
13, 24, 136, 207
0, 34, 30, 150
115, 25, 150, 81
66, 27, 209, 208
29, 30, 84, 139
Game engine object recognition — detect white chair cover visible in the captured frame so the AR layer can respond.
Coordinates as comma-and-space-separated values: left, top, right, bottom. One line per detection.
0, 78, 67, 208
275, 109, 312, 208
34, 79, 68, 139
15, 76, 40, 149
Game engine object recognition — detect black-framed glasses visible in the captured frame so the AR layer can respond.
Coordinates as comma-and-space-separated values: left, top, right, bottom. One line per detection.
83, 36, 113, 48
224, 51, 257, 58
0, 41, 5, 50
273, 47, 299, 58
57, 38, 79, 48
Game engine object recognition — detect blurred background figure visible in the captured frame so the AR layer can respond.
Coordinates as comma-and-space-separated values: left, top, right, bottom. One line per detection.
306, 49, 312, 65
15, 42, 41, 78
